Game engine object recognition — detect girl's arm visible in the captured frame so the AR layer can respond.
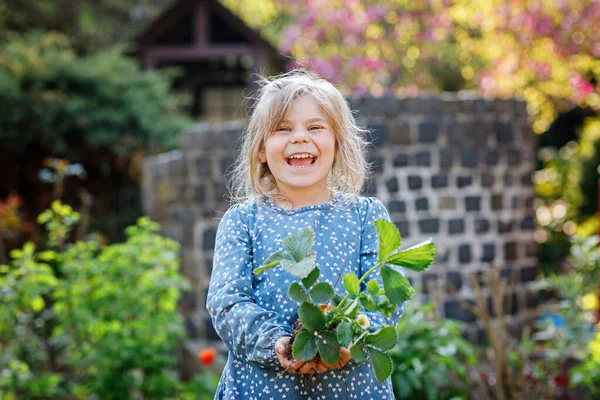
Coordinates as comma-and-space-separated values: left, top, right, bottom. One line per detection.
206, 205, 293, 368
358, 197, 405, 331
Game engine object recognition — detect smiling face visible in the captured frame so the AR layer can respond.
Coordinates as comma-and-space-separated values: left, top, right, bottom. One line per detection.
258, 95, 337, 204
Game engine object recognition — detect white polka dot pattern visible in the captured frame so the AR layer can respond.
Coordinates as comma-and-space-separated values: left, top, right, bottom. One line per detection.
206, 193, 404, 399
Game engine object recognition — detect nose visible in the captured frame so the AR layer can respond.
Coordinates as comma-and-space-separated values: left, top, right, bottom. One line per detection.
289, 128, 310, 143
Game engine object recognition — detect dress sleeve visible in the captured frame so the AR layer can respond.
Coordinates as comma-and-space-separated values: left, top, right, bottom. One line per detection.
206, 204, 292, 368
358, 197, 405, 331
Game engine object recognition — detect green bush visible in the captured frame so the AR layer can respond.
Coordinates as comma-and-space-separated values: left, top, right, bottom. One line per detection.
0, 200, 192, 399
0, 31, 190, 158
534, 116, 600, 273
390, 302, 476, 400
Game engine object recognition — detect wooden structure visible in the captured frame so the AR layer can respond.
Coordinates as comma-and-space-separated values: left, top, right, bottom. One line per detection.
134, 0, 287, 121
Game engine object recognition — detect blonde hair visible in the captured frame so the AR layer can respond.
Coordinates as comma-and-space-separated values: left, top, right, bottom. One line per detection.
228, 69, 371, 205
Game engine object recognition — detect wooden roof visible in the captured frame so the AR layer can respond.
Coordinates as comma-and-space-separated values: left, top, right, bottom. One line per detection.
134, 0, 283, 58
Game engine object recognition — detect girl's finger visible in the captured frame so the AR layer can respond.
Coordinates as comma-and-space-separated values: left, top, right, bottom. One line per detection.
290, 360, 306, 372
298, 363, 314, 374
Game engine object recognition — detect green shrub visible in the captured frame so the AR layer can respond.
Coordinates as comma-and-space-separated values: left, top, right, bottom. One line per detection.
0, 31, 189, 158
390, 302, 476, 400
0, 200, 191, 399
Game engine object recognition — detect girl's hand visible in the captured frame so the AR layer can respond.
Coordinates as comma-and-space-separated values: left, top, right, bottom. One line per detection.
275, 336, 351, 374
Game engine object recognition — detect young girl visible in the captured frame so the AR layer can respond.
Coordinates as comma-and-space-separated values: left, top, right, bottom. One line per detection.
206, 70, 403, 399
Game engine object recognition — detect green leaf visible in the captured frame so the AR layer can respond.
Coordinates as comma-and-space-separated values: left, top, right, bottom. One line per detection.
316, 330, 340, 364
386, 239, 436, 272
292, 330, 317, 361
350, 338, 367, 362
302, 266, 320, 288
289, 282, 308, 303
369, 347, 393, 383
366, 279, 380, 294
281, 253, 316, 279
366, 326, 397, 351
372, 294, 396, 317
299, 301, 326, 331
331, 293, 344, 307
283, 227, 315, 262
381, 265, 414, 304
337, 321, 353, 348
253, 250, 290, 275
374, 219, 401, 262
343, 273, 359, 296
310, 282, 334, 303
359, 292, 377, 310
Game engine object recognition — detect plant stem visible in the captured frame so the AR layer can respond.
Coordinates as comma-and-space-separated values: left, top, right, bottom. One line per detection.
335, 261, 383, 311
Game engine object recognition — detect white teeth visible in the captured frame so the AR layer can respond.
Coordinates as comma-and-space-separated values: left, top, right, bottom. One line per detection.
288, 154, 315, 159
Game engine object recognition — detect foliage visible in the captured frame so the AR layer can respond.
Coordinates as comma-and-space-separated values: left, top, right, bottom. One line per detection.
519, 234, 600, 396
279, 0, 600, 134
534, 117, 600, 272
390, 302, 476, 400
220, 0, 291, 46
0, 0, 171, 51
0, 31, 189, 160
254, 219, 436, 383
567, 235, 600, 393
0, 200, 192, 399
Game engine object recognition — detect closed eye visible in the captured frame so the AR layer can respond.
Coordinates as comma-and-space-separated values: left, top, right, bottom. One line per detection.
309, 126, 323, 131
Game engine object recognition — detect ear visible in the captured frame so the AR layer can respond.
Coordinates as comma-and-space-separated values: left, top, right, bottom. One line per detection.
258, 149, 267, 163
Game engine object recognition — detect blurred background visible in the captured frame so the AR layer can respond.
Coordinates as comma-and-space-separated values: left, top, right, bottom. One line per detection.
1, 0, 599, 398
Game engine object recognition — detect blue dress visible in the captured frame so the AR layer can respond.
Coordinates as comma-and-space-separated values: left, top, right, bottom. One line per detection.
206, 192, 404, 399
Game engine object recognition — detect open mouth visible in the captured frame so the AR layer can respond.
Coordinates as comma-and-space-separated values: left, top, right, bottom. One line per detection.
286, 154, 317, 168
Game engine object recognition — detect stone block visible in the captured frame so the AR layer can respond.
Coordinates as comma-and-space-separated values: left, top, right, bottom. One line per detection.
457, 175, 472, 188
368, 124, 389, 148
419, 218, 440, 234
458, 244, 472, 263
438, 196, 457, 210
389, 200, 406, 213
385, 177, 399, 193
448, 219, 465, 234
521, 173, 533, 185
481, 243, 495, 262
461, 148, 479, 168
465, 196, 481, 211
446, 271, 462, 291
203, 228, 217, 250
481, 173, 495, 187
205, 315, 220, 340
474, 219, 490, 233
440, 149, 453, 168
498, 220, 514, 234
507, 149, 521, 165
431, 174, 449, 188
390, 121, 412, 145
415, 197, 429, 211
407, 175, 423, 190
504, 241, 518, 260
491, 194, 504, 211
521, 216, 534, 231
418, 121, 440, 143
415, 151, 431, 167
496, 121, 514, 144
395, 220, 410, 238
393, 152, 410, 167
444, 300, 477, 322
220, 156, 235, 176
485, 150, 500, 166
520, 265, 539, 282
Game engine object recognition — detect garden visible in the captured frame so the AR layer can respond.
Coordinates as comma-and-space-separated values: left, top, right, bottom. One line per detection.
1, 0, 600, 399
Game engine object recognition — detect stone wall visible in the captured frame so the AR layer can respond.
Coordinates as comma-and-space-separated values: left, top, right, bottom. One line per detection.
142, 94, 538, 351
